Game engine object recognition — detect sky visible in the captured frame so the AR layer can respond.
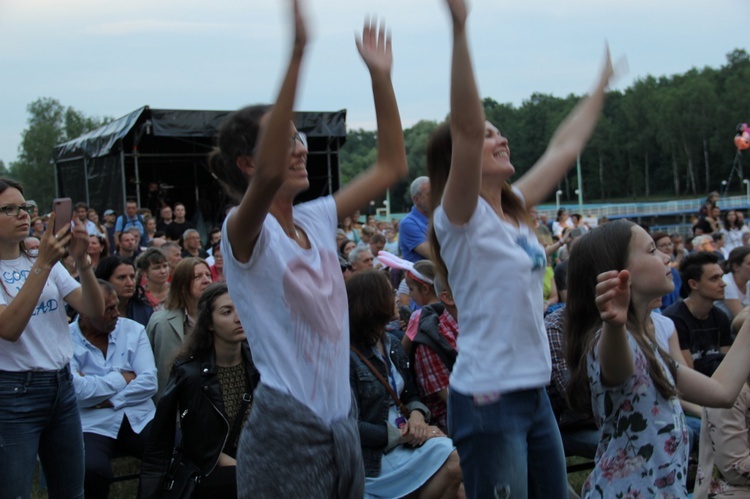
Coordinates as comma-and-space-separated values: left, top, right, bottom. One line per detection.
0, 0, 747, 166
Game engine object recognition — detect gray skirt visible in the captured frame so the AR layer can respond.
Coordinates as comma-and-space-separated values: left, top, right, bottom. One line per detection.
236, 383, 364, 499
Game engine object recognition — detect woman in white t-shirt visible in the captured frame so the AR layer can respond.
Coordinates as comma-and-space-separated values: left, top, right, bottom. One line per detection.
207, 3, 407, 496
0, 177, 104, 498
722, 246, 750, 318
721, 209, 749, 254
424, 1, 615, 496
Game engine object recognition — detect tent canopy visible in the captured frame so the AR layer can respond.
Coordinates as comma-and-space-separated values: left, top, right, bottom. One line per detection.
53, 106, 347, 237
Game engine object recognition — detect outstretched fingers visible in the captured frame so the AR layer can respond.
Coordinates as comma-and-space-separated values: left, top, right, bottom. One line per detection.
355, 16, 393, 75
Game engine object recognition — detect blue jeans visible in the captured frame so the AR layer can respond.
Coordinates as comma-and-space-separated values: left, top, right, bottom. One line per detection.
448, 387, 567, 499
0, 365, 84, 499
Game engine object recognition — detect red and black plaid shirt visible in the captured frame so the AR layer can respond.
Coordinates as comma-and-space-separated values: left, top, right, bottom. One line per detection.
414, 310, 459, 431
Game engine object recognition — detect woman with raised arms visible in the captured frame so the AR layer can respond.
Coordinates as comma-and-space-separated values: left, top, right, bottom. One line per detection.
207, 1, 407, 496
426, 0, 616, 495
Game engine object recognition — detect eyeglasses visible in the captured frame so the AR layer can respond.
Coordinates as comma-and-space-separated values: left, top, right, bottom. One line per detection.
291, 131, 307, 150
656, 241, 674, 249
0, 204, 35, 217
248, 131, 308, 156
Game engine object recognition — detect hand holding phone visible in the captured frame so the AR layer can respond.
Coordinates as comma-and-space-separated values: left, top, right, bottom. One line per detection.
52, 198, 73, 234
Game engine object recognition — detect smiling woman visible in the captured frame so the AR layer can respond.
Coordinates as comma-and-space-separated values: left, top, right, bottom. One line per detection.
0, 177, 104, 498
205, 0, 407, 496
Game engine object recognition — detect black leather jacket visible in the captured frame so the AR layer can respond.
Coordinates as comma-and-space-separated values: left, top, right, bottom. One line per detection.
138, 343, 259, 498
349, 334, 429, 477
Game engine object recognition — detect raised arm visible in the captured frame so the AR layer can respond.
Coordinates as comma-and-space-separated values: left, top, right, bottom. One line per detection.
677, 313, 750, 409
0, 213, 70, 342
65, 218, 104, 318
515, 47, 615, 208
334, 18, 407, 220
595, 270, 635, 386
439, 0, 486, 226
227, 0, 307, 263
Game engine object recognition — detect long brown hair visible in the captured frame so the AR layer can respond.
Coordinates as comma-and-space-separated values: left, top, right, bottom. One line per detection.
565, 220, 677, 416
426, 121, 530, 285
208, 105, 272, 203
165, 257, 209, 311
346, 270, 395, 348
176, 282, 230, 361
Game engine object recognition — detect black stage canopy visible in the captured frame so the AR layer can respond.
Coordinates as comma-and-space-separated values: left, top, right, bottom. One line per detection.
54, 106, 346, 235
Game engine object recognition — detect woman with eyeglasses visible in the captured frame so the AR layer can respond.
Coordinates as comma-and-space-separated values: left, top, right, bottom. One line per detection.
206, 1, 407, 495
146, 257, 213, 400
0, 177, 104, 498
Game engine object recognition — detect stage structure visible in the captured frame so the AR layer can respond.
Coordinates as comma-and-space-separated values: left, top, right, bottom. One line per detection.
53, 106, 346, 235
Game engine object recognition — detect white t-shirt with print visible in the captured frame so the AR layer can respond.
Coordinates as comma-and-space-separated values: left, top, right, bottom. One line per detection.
433, 193, 550, 395
221, 196, 350, 423
0, 256, 81, 371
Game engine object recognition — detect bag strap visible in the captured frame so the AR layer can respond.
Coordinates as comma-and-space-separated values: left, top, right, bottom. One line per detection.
227, 392, 252, 450
351, 345, 410, 419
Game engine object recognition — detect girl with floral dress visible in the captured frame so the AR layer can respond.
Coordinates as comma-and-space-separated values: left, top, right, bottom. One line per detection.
566, 219, 750, 498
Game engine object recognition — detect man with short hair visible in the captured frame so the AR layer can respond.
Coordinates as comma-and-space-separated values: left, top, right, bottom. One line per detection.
349, 246, 374, 273
70, 280, 157, 499
164, 203, 194, 242
156, 205, 173, 234
116, 232, 138, 260
181, 229, 208, 259
75, 202, 99, 236
399, 176, 431, 263
160, 242, 182, 278
114, 200, 145, 242
369, 233, 386, 269
663, 251, 732, 376
692, 234, 716, 254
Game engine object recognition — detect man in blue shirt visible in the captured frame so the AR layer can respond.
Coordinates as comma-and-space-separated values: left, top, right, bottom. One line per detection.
70, 280, 157, 498
114, 199, 145, 242
399, 176, 431, 263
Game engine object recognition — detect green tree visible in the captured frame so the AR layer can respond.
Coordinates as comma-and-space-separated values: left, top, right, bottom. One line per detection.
10, 98, 109, 209
0, 160, 9, 177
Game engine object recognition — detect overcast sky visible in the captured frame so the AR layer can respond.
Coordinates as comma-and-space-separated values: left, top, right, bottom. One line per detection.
0, 0, 747, 166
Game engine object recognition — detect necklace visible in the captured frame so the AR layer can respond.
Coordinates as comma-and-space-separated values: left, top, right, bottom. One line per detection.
284, 225, 300, 239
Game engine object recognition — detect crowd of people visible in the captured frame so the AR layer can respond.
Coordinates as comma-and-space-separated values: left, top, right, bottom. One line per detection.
4, 1, 750, 499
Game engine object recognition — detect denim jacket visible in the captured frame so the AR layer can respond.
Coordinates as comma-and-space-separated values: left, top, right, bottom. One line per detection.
349, 334, 430, 477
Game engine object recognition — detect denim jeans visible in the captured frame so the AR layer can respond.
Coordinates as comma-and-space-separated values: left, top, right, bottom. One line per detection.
448, 387, 567, 499
0, 365, 84, 499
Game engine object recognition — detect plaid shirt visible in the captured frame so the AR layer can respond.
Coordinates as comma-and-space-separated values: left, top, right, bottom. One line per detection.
414, 309, 459, 430
544, 307, 568, 416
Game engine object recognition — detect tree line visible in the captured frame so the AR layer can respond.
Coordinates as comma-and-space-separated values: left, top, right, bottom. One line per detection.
5, 49, 749, 213
340, 49, 750, 213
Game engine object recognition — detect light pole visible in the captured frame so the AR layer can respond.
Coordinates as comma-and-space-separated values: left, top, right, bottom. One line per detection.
575, 189, 583, 216
722, 180, 728, 197
744, 179, 750, 206
555, 190, 563, 212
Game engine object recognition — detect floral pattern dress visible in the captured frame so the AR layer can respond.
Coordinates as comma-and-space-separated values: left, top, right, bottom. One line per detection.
583, 332, 689, 498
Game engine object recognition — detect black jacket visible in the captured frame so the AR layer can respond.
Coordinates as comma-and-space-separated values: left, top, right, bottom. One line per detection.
349, 335, 429, 477
138, 343, 259, 498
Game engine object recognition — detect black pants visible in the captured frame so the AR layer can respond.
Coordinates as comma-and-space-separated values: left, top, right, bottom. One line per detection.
83, 417, 152, 499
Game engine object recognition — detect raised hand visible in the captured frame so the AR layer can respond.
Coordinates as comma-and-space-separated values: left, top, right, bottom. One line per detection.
445, 0, 468, 29
68, 218, 91, 269
355, 17, 392, 76
291, 0, 307, 54
36, 213, 70, 269
595, 269, 630, 328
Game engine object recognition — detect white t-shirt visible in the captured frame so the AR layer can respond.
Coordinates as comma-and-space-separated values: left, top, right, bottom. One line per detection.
433, 194, 550, 395
221, 196, 350, 423
0, 256, 81, 371
723, 273, 750, 306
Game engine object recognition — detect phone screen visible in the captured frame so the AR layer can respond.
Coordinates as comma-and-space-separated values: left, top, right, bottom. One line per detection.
52, 198, 73, 234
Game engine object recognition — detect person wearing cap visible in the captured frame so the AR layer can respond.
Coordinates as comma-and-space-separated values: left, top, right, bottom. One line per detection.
103, 209, 117, 253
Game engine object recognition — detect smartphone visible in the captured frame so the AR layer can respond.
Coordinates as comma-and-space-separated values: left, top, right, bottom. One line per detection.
52, 198, 73, 234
